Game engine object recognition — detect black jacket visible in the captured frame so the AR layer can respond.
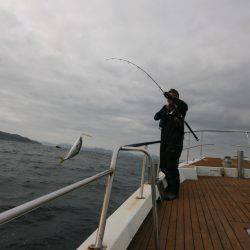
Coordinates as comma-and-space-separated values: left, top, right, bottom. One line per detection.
154, 98, 188, 149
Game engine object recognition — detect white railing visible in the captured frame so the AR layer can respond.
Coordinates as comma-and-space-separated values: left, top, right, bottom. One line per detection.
184, 129, 250, 163
0, 144, 159, 250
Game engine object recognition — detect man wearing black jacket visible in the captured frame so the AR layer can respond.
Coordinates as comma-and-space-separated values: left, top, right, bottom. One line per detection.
154, 89, 188, 200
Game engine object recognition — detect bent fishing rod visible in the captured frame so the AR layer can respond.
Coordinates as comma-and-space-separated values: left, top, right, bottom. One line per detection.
106, 57, 199, 141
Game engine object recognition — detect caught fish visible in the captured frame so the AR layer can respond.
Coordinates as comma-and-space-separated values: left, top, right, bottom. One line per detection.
59, 134, 91, 164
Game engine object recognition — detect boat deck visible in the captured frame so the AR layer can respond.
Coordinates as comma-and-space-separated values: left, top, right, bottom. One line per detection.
128, 176, 250, 250
183, 157, 250, 169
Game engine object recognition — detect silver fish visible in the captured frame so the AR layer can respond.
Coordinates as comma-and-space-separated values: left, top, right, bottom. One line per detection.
59, 134, 91, 164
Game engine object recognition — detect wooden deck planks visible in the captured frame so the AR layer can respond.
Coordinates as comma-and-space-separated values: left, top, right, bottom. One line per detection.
197, 178, 233, 249
223, 178, 250, 220
146, 200, 168, 250
216, 178, 248, 222
165, 197, 178, 249
159, 198, 172, 249
203, 178, 242, 249
195, 180, 223, 249
190, 180, 214, 249
183, 183, 194, 250
128, 210, 153, 250
175, 185, 185, 250
189, 181, 204, 250
128, 176, 250, 250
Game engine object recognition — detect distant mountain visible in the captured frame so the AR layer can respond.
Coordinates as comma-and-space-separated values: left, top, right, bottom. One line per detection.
0, 131, 40, 144
42, 141, 113, 155
82, 147, 113, 155
40, 141, 56, 147
41, 141, 159, 159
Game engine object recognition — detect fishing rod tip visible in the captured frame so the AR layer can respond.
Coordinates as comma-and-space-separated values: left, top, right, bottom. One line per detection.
105, 57, 116, 61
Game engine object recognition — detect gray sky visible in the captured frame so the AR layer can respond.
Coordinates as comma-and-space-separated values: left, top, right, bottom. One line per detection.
0, 0, 250, 149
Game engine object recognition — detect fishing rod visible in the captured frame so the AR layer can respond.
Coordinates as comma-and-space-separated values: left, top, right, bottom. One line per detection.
106, 58, 164, 93
106, 57, 199, 141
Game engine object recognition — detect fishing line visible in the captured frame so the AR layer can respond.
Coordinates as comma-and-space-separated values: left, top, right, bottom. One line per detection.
106, 57, 199, 141
106, 58, 164, 93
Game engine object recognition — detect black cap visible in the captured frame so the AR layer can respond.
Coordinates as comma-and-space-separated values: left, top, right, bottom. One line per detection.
169, 88, 179, 98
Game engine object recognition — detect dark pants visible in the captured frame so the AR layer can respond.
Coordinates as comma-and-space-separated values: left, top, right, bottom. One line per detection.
160, 145, 182, 195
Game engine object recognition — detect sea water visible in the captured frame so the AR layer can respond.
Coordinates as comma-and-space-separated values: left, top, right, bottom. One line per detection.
0, 140, 143, 249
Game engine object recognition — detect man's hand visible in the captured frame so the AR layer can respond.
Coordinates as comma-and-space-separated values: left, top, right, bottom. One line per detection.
164, 91, 173, 100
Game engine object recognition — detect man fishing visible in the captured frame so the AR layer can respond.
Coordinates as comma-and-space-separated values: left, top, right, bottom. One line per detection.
154, 89, 188, 201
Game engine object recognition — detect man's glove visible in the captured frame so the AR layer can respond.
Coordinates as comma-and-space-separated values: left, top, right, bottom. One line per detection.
164, 91, 173, 100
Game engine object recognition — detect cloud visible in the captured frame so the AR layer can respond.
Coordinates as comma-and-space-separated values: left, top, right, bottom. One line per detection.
0, 0, 250, 149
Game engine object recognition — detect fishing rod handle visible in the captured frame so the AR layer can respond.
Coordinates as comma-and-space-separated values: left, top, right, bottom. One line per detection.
184, 121, 199, 141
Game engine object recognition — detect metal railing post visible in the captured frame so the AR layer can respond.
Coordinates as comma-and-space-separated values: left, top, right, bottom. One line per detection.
200, 131, 204, 158
121, 146, 159, 250
186, 132, 191, 163
89, 147, 121, 250
137, 145, 147, 199
89, 146, 160, 249
156, 162, 160, 180
246, 132, 250, 146
150, 163, 160, 250
237, 150, 244, 178
147, 165, 151, 183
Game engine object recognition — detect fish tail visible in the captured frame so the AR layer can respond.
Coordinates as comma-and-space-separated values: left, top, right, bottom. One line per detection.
59, 157, 65, 164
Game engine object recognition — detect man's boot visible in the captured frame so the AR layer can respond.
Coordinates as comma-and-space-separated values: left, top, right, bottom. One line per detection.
162, 192, 178, 201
